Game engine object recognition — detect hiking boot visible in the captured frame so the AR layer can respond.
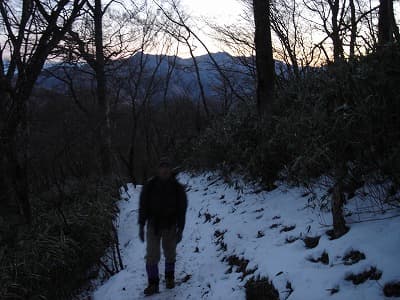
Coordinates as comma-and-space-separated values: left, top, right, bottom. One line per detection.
165, 269, 175, 289
144, 281, 159, 296
165, 262, 175, 289
145, 264, 159, 295
165, 275, 175, 289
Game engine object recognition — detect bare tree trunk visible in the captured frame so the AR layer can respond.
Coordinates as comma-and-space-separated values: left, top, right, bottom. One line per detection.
163, 48, 179, 109
253, 0, 274, 118
126, 51, 145, 186
330, 0, 344, 61
6, 69, 49, 225
187, 42, 210, 118
331, 182, 348, 238
349, 0, 357, 59
6, 133, 31, 224
378, 0, 394, 46
330, 163, 349, 239
128, 118, 137, 185
94, 0, 112, 176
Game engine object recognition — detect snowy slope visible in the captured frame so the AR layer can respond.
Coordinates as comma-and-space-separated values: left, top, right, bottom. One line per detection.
90, 173, 400, 300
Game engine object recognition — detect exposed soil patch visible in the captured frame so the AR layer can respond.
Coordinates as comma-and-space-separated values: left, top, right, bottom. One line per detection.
175, 274, 192, 286
214, 229, 226, 240
343, 250, 366, 265
269, 223, 281, 229
245, 276, 279, 300
285, 281, 294, 298
203, 212, 213, 223
256, 231, 265, 238
326, 286, 340, 295
307, 251, 329, 265
280, 225, 296, 233
345, 266, 382, 285
214, 229, 228, 252
384, 281, 400, 297
302, 236, 321, 249
213, 217, 221, 224
224, 255, 258, 281
285, 236, 299, 244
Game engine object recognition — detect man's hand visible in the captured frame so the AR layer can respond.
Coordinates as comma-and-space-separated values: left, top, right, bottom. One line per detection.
176, 228, 183, 244
139, 225, 145, 242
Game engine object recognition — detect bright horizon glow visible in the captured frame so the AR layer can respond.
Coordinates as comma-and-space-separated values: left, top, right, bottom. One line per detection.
176, 0, 400, 60
181, 0, 243, 22
176, 0, 244, 57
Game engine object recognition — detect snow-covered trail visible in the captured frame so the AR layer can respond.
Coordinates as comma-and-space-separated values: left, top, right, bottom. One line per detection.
92, 174, 246, 300
91, 173, 400, 300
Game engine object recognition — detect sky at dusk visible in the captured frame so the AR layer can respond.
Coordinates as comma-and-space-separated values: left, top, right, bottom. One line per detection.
178, 0, 245, 56
181, 0, 243, 22
178, 0, 400, 58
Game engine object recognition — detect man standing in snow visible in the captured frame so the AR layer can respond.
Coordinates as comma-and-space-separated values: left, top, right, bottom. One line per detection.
138, 158, 188, 296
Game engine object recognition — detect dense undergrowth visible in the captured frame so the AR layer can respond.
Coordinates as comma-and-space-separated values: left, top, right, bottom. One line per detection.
0, 178, 119, 299
189, 47, 400, 205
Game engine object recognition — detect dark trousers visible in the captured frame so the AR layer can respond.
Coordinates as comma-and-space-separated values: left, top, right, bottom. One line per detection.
146, 223, 177, 265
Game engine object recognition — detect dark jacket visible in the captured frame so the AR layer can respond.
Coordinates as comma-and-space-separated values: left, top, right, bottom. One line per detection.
138, 176, 187, 232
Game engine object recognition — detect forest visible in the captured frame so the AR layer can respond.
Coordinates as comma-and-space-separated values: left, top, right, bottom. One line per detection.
0, 0, 399, 299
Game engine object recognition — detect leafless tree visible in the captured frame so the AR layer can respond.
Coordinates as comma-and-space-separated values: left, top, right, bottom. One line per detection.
303, 0, 347, 62
378, 0, 397, 46
62, 0, 130, 177
0, 0, 87, 224
253, 0, 275, 117
154, 0, 250, 115
51, 0, 154, 178
153, 0, 211, 117
349, 0, 357, 58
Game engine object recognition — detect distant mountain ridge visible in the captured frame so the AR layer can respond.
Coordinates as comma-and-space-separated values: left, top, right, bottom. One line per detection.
35, 52, 285, 102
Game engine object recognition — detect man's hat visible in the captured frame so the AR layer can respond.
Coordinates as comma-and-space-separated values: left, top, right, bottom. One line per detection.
159, 157, 172, 168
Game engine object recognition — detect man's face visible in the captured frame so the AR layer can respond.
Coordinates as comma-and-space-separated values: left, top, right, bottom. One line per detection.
158, 165, 172, 180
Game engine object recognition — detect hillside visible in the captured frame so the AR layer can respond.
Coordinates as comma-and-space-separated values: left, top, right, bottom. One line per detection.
34, 52, 289, 103
35, 52, 249, 99
86, 173, 400, 300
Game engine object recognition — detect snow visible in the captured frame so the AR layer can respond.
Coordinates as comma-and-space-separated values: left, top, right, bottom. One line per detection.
90, 173, 400, 299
